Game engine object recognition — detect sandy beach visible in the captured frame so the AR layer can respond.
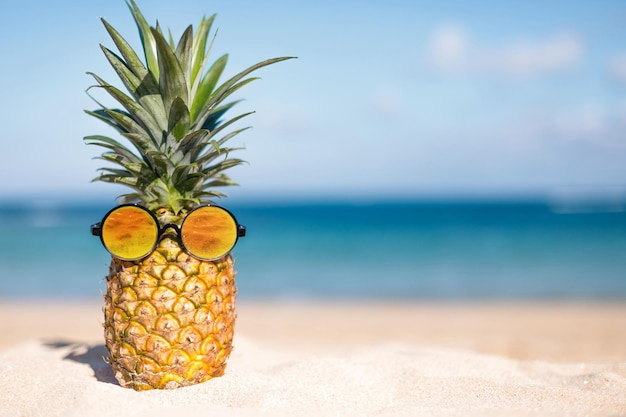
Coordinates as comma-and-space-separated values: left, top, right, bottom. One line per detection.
0, 300, 624, 416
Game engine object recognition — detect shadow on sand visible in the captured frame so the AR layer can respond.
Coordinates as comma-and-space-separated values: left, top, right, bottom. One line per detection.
44, 340, 119, 386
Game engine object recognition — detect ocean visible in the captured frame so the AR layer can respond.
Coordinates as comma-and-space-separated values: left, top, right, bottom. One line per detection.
1, 199, 625, 300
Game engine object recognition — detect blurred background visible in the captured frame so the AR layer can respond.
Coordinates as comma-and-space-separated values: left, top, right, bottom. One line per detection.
0, 0, 625, 300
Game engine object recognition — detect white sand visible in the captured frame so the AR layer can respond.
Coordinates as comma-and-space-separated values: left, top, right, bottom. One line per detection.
0, 301, 624, 417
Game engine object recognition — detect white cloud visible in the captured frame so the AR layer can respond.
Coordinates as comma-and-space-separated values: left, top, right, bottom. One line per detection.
458, 102, 626, 156
547, 104, 607, 140
428, 24, 469, 72
530, 103, 626, 149
428, 24, 584, 76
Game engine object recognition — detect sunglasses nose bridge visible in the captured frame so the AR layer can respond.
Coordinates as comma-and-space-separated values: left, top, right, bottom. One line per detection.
159, 223, 182, 239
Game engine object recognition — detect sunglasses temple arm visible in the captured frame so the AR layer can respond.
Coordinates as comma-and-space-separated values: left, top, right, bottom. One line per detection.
238, 225, 246, 237
91, 223, 102, 237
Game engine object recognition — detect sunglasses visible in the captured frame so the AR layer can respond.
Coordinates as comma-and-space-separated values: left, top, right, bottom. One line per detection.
91, 204, 246, 261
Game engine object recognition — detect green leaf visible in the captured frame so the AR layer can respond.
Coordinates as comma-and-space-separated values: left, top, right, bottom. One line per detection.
197, 190, 230, 200
99, 46, 167, 129
105, 111, 148, 139
195, 132, 248, 165
178, 129, 209, 154
167, 27, 175, 50
84, 109, 128, 134
126, 0, 159, 79
172, 164, 202, 188
194, 56, 295, 127
190, 14, 215, 87
194, 77, 257, 128
84, 135, 142, 163
200, 99, 241, 131
88, 72, 162, 143
101, 18, 149, 81
168, 96, 190, 142
208, 111, 253, 142
151, 27, 188, 116
190, 54, 227, 123
177, 173, 207, 193
147, 151, 173, 177
202, 158, 246, 178
100, 156, 145, 174
174, 25, 194, 88
95, 173, 141, 188
97, 167, 136, 178
196, 144, 245, 166
171, 164, 192, 184
120, 132, 157, 154
203, 176, 239, 188
117, 192, 142, 204
192, 111, 252, 160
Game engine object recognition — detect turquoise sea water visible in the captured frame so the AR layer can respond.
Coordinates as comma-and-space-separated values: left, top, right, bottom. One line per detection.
1, 199, 625, 300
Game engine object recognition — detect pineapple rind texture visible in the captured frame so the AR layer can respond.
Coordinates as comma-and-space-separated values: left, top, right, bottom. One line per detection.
103, 237, 236, 390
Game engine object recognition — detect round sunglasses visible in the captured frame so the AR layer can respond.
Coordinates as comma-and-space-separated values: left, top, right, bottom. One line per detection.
91, 204, 246, 261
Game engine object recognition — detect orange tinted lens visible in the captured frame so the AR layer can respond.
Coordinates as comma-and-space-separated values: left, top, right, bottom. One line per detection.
101, 206, 158, 260
181, 206, 238, 260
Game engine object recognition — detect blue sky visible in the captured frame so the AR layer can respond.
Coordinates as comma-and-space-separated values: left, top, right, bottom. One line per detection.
1, 0, 626, 202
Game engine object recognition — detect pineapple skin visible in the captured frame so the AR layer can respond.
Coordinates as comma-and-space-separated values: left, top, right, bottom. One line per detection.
103, 236, 237, 390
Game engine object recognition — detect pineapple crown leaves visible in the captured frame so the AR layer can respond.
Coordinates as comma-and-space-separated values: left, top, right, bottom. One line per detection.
85, 0, 294, 213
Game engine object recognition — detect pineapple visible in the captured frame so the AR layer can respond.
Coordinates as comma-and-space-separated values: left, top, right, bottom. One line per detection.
85, 0, 292, 390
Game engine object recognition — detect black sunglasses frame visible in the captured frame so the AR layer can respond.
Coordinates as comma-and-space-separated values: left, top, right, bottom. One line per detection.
91, 204, 246, 261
